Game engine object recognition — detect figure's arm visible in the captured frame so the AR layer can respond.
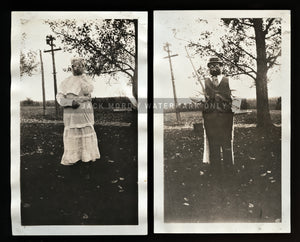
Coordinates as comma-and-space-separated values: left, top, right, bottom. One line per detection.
204, 78, 214, 101
224, 78, 232, 102
56, 92, 80, 108
77, 95, 92, 103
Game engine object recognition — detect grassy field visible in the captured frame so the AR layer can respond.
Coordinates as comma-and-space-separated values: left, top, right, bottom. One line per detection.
164, 110, 281, 223
21, 105, 136, 124
19, 105, 282, 224
20, 105, 138, 225
164, 110, 281, 127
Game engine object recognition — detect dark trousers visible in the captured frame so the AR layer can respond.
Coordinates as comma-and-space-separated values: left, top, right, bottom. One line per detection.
203, 112, 234, 178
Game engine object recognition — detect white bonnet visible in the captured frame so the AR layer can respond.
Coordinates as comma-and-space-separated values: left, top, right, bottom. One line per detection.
71, 57, 85, 66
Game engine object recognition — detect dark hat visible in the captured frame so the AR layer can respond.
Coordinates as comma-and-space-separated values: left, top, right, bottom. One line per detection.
207, 56, 223, 67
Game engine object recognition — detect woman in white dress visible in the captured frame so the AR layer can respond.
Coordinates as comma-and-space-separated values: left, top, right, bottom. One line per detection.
56, 57, 100, 165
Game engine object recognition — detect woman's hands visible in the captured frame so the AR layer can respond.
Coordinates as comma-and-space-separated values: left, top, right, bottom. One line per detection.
71, 96, 92, 109
79, 96, 92, 102
72, 100, 80, 109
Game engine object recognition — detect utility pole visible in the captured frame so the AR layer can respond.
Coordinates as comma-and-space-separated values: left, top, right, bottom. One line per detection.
163, 42, 181, 122
44, 35, 61, 118
39, 50, 46, 116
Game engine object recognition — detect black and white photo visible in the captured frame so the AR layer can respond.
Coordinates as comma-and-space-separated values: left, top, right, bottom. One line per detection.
154, 10, 290, 233
11, 11, 147, 235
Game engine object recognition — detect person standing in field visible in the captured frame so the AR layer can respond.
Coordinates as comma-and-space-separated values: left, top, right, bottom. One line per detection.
202, 56, 234, 182
56, 57, 100, 165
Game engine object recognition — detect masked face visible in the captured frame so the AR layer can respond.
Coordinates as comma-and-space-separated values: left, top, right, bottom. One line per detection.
72, 62, 84, 76
208, 63, 222, 76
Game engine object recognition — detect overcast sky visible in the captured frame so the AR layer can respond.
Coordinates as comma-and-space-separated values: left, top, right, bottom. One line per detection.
18, 16, 133, 101
16, 11, 286, 102
154, 11, 284, 100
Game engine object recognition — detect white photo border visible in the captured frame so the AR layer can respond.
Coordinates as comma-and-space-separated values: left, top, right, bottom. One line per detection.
11, 11, 148, 236
154, 10, 290, 233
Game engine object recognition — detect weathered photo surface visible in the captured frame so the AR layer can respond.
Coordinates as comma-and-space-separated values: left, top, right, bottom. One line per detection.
11, 11, 147, 235
154, 10, 290, 233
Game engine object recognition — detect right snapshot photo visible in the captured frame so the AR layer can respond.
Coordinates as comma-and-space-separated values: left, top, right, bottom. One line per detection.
154, 10, 290, 233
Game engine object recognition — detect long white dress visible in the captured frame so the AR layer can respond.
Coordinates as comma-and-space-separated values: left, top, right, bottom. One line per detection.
56, 74, 100, 165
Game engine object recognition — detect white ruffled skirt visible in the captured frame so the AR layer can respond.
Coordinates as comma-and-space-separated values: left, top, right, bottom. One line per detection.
61, 125, 100, 165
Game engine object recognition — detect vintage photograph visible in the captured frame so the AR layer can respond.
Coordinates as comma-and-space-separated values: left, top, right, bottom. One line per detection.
154, 10, 290, 233
11, 11, 147, 235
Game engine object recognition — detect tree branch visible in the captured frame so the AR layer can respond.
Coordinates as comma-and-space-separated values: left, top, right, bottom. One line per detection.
238, 19, 254, 28
267, 50, 281, 69
112, 61, 133, 79
264, 18, 275, 34
52, 28, 135, 79
121, 45, 135, 58
190, 42, 257, 80
228, 71, 256, 77
237, 62, 257, 74
265, 30, 281, 39
115, 59, 135, 72
226, 39, 257, 61
100, 68, 132, 75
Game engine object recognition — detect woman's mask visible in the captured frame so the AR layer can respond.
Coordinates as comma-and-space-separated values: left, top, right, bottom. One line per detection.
72, 62, 84, 76
208, 63, 223, 76
209, 66, 221, 76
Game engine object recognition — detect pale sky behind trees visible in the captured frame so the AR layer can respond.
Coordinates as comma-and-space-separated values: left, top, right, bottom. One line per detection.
18, 17, 134, 101
154, 11, 285, 100
18, 11, 285, 102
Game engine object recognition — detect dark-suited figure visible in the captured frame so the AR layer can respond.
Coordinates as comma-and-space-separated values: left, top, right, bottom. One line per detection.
203, 57, 234, 181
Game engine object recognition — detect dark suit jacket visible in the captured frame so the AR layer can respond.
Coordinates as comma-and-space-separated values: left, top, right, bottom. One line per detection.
203, 76, 232, 113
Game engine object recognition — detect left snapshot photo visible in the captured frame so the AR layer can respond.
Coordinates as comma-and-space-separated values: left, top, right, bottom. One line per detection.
11, 11, 147, 235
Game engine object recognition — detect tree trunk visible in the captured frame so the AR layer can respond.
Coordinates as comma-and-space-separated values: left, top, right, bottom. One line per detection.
253, 18, 273, 128
132, 19, 138, 101
132, 68, 137, 100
